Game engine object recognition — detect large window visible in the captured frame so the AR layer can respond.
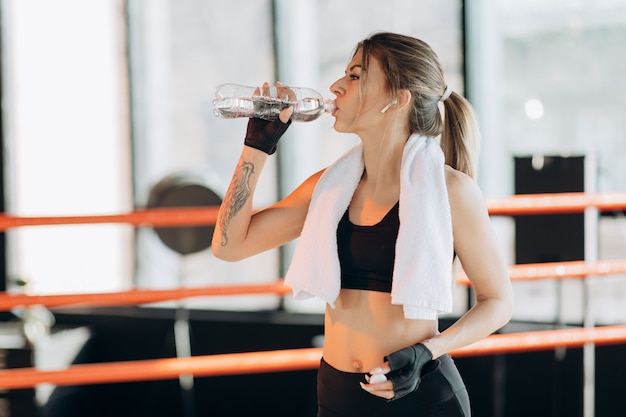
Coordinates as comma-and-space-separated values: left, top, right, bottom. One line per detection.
127, 0, 283, 311
2, 0, 133, 295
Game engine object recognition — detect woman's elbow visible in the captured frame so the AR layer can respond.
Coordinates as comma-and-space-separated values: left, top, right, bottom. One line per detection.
211, 244, 243, 262
501, 301, 514, 328
497, 290, 514, 328
481, 289, 514, 331
211, 230, 239, 261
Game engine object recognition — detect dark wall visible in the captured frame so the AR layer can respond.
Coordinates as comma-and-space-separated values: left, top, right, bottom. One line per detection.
514, 155, 585, 264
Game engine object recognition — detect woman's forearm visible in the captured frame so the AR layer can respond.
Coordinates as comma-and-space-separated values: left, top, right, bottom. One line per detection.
212, 147, 267, 260
422, 296, 513, 359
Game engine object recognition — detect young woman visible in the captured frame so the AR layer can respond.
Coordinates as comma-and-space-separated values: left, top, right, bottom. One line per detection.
212, 32, 513, 417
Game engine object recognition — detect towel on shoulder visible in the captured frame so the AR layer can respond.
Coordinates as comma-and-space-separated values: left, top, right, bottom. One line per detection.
284, 134, 453, 320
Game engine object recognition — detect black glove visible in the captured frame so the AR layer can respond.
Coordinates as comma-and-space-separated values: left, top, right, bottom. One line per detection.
384, 342, 433, 401
244, 117, 292, 155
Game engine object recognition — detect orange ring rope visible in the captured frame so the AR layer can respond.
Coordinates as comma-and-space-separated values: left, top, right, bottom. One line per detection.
1, 325, 626, 390
0, 281, 292, 311
457, 259, 626, 286
0, 347, 324, 390
2, 259, 625, 311
485, 192, 626, 215
0, 206, 219, 230
451, 324, 626, 356
0, 192, 624, 231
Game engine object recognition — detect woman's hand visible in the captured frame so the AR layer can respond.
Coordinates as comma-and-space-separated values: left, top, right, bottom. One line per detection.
359, 361, 395, 400
359, 343, 433, 401
244, 82, 294, 155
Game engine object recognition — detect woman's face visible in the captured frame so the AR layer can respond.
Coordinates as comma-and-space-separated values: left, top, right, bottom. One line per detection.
329, 48, 392, 134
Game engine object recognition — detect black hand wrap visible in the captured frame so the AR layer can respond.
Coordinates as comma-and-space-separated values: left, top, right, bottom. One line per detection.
384, 342, 433, 401
244, 117, 292, 155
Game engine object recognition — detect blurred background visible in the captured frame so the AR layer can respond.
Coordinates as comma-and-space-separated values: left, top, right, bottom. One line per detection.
0, 0, 625, 416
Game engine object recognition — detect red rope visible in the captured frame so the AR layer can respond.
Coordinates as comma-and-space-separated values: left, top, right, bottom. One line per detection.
0, 281, 292, 310
486, 192, 626, 215
0, 206, 219, 229
2, 325, 625, 389
2, 259, 624, 310
458, 259, 626, 286
0, 192, 625, 231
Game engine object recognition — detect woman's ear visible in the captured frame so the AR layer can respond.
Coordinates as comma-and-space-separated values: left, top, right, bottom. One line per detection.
397, 89, 412, 110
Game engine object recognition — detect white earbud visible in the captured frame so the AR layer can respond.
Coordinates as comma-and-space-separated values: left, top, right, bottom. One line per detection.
380, 99, 398, 113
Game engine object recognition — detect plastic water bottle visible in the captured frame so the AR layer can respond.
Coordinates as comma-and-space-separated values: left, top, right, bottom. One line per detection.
212, 83, 335, 122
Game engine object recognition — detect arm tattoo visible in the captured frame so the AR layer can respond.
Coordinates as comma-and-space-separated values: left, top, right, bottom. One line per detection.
219, 158, 255, 247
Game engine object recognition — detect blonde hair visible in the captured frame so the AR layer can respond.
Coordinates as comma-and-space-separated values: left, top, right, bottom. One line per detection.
358, 32, 480, 179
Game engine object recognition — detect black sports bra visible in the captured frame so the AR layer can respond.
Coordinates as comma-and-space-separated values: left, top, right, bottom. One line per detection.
336, 202, 400, 293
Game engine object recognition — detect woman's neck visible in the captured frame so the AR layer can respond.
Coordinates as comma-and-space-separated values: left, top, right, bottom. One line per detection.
360, 130, 409, 187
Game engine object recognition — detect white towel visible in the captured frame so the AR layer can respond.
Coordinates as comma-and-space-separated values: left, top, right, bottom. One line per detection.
284, 134, 453, 320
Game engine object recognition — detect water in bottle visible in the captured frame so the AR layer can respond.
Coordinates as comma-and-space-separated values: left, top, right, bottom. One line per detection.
212, 83, 335, 122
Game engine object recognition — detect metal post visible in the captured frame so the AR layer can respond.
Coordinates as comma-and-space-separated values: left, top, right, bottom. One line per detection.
175, 259, 195, 417
583, 151, 598, 417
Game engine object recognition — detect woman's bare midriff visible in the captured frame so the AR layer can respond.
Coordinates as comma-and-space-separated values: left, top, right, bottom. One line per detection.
322, 288, 439, 373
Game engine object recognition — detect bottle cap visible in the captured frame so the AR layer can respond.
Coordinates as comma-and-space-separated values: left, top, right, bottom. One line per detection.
324, 99, 336, 114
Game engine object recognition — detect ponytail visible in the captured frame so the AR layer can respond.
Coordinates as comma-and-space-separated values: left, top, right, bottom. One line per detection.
440, 92, 480, 179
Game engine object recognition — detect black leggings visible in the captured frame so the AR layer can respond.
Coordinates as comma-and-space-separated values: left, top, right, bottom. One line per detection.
317, 354, 471, 417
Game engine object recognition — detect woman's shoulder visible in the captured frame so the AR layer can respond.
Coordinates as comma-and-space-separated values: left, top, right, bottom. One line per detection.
444, 164, 473, 189
302, 168, 326, 191
284, 167, 327, 204
444, 165, 486, 208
